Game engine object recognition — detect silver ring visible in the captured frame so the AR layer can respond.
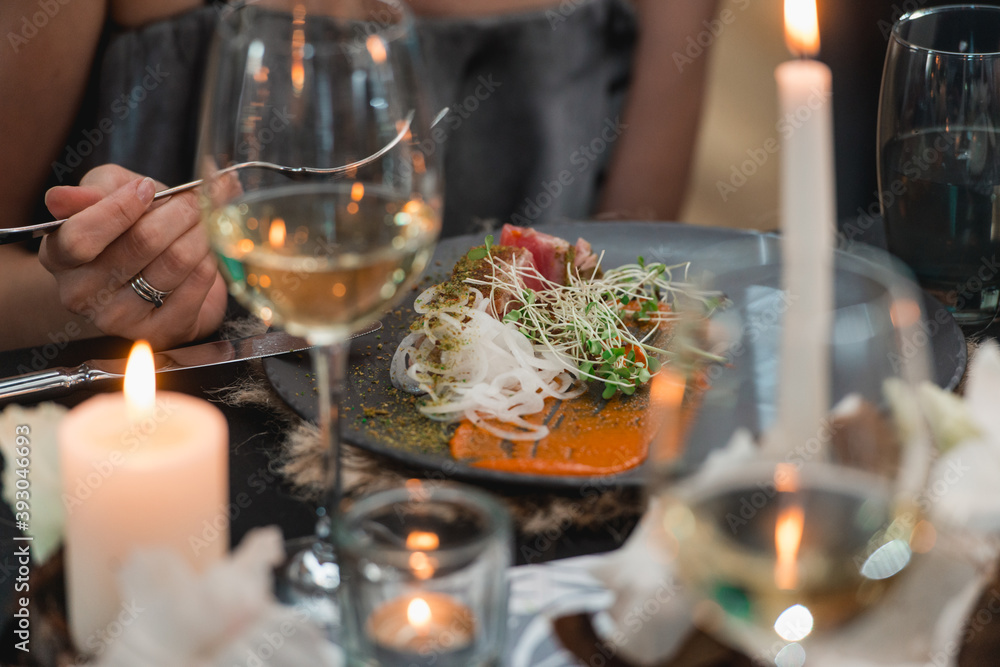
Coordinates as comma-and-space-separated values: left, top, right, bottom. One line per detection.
130, 273, 173, 308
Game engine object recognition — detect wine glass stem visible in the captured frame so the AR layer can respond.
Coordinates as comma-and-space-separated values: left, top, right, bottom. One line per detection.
311, 340, 347, 540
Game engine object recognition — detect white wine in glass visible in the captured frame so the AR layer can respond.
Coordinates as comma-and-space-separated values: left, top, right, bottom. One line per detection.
197, 0, 442, 629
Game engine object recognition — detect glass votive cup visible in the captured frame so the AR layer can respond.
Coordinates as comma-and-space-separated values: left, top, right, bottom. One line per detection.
334, 482, 512, 667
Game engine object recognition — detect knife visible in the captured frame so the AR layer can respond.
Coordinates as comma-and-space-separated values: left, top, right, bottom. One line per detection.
0, 320, 382, 403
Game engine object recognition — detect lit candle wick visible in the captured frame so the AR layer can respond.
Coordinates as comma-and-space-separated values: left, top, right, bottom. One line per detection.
124, 340, 156, 424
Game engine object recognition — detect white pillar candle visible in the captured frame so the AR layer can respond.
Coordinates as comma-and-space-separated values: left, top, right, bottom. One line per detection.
771, 0, 836, 456
59, 342, 229, 650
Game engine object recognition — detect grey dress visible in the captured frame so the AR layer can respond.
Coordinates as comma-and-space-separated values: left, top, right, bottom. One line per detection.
51, 0, 637, 238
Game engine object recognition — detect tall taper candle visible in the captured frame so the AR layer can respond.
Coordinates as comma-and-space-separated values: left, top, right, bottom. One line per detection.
771, 0, 835, 456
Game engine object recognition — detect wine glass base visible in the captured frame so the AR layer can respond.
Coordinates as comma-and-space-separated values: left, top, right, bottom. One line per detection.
274, 536, 341, 638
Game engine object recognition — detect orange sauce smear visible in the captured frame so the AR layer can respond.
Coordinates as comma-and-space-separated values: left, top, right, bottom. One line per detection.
449, 368, 698, 476
449, 396, 656, 476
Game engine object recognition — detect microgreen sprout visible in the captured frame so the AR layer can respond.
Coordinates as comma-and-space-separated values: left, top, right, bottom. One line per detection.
466, 234, 495, 261
464, 250, 723, 399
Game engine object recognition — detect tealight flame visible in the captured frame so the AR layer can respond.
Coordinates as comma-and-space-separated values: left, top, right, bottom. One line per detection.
409, 551, 435, 580
124, 340, 156, 424
774, 505, 804, 590
269, 218, 286, 248
784, 0, 820, 57
407, 597, 432, 630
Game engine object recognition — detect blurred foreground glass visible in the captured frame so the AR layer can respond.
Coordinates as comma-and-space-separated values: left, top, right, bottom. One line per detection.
196, 0, 442, 625
878, 4, 1000, 329
652, 242, 935, 665
335, 483, 511, 667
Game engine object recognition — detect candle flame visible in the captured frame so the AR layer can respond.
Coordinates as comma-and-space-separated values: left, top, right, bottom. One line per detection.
775, 505, 804, 590
269, 218, 286, 248
407, 597, 432, 629
351, 182, 365, 202
784, 0, 820, 57
124, 340, 156, 424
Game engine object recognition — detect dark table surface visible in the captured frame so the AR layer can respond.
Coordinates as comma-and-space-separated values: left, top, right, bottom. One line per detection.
0, 325, 642, 662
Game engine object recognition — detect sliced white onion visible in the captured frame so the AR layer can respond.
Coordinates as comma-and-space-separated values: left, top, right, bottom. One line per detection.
389, 285, 584, 441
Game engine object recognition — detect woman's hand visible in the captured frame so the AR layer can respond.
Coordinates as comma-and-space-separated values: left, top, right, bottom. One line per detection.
39, 164, 228, 350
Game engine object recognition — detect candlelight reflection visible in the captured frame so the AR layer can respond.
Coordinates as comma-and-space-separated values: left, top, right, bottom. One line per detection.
409, 551, 435, 580
774, 603, 814, 642
291, 5, 306, 93
406, 531, 440, 551
366, 34, 387, 64
268, 217, 287, 247
859, 540, 912, 581
775, 505, 804, 591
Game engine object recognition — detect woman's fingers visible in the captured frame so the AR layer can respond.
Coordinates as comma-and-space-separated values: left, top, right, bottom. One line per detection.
40, 177, 156, 270
44, 185, 106, 219
78, 164, 145, 191
104, 190, 203, 287
57, 189, 203, 302
129, 215, 213, 298
145, 254, 226, 346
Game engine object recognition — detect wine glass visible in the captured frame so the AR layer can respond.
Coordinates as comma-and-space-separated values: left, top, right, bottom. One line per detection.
652, 240, 935, 664
196, 0, 442, 625
878, 4, 1000, 330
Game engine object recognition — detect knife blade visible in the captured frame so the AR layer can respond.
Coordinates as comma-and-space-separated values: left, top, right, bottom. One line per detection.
0, 320, 382, 403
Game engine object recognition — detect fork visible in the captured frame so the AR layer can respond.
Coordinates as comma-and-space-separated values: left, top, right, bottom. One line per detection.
2, 107, 447, 245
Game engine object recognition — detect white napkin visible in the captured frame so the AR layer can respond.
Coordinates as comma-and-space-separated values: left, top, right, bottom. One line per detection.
587, 497, 694, 665
589, 342, 1000, 667
89, 526, 343, 667
926, 341, 1000, 531
0, 402, 67, 563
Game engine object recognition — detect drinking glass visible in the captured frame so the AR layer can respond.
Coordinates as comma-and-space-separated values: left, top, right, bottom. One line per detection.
335, 483, 511, 667
652, 241, 935, 665
196, 0, 442, 623
878, 4, 1000, 329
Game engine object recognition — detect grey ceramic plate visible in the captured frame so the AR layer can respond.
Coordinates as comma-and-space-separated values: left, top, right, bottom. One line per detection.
263, 222, 967, 489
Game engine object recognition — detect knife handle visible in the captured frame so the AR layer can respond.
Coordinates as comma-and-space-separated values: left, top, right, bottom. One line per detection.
0, 364, 112, 403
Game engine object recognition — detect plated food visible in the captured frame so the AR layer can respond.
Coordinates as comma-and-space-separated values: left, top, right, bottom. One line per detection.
263, 223, 968, 485
389, 224, 718, 476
